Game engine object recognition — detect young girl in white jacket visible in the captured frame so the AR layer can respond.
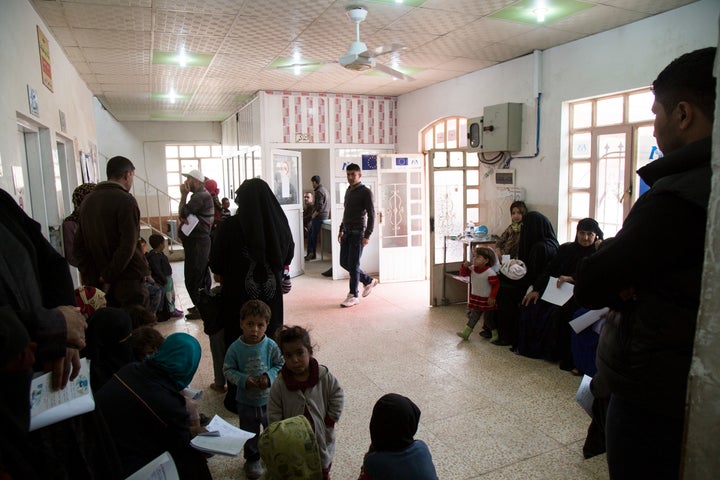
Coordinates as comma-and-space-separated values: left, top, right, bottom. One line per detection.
268, 326, 344, 480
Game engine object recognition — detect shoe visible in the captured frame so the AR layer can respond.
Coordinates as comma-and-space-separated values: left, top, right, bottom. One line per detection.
321, 268, 333, 277
171, 309, 184, 318
187, 306, 198, 314
185, 311, 202, 320
244, 460, 263, 479
199, 413, 211, 427
209, 383, 227, 393
491, 338, 510, 346
479, 329, 492, 339
362, 278, 378, 297
304, 253, 316, 261
457, 326, 473, 341
340, 294, 360, 308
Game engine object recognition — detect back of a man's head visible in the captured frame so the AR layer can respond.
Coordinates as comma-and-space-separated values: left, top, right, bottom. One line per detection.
106, 156, 135, 180
653, 47, 716, 123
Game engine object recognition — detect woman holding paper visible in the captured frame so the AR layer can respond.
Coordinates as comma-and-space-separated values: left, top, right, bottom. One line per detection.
517, 218, 603, 367
95, 332, 211, 479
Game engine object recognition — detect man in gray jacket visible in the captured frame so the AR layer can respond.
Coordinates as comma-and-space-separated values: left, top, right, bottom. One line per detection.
305, 175, 330, 261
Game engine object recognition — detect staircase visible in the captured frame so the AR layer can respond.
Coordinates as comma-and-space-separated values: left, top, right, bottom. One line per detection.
131, 174, 185, 262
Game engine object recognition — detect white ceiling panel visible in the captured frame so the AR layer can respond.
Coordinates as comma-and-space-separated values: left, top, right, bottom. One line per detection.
28, 0, 700, 121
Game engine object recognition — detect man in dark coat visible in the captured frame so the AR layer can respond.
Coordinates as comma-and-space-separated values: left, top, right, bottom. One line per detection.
574, 47, 715, 479
75, 156, 149, 309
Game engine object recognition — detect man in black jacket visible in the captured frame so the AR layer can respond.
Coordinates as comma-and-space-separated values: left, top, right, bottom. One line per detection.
574, 47, 715, 479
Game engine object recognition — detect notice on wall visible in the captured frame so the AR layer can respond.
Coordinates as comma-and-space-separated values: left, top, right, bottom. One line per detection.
37, 26, 53, 92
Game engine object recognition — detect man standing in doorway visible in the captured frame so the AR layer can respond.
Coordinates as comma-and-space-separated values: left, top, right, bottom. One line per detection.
338, 163, 377, 307
75, 155, 149, 309
574, 47, 715, 479
305, 175, 330, 261
178, 169, 214, 319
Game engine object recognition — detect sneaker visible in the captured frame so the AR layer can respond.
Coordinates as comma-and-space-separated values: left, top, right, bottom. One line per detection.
362, 278, 378, 298
244, 460, 263, 479
171, 309, 184, 318
321, 268, 333, 277
478, 329, 492, 339
340, 294, 360, 308
304, 253, 316, 261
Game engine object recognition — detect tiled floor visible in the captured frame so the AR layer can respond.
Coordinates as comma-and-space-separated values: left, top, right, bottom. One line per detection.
157, 258, 608, 480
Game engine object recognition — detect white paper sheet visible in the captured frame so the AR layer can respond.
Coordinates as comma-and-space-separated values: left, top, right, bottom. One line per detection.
569, 307, 609, 334
180, 214, 199, 236
30, 358, 95, 431
540, 276, 575, 306
190, 415, 255, 456
125, 451, 179, 480
575, 374, 594, 417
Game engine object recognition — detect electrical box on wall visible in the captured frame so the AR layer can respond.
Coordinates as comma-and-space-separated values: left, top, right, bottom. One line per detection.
482, 102, 522, 152
466, 116, 483, 152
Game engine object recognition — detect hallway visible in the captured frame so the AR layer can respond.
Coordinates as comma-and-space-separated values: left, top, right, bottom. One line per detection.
157, 258, 608, 479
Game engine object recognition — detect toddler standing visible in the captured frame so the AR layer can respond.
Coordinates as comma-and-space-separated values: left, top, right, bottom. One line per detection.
146, 234, 183, 319
495, 200, 527, 260
223, 300, 284, 479
457, 247, 500, 340
269, 325, 344, 480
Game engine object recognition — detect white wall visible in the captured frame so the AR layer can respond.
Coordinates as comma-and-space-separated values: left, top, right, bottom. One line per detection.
397, 0, 720, 234
0, 0, 96, 211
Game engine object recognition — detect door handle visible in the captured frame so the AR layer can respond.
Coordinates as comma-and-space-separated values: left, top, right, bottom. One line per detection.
378, 211, 383, 224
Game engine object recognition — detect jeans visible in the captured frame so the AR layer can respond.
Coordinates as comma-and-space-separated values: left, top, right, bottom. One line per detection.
182, 235, 211, 305
339, 229, 372, 297
605, 394, 683, 479
307, 216, 325, 255
238, 403, 268, 462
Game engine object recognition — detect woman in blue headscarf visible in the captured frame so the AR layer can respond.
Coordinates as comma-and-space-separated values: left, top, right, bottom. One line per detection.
95, 333, 210, 479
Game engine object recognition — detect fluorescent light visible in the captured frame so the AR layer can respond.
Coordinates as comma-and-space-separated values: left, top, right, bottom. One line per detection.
294, 65, 301, 75
176, 46, 188, 67
533, 0, 548, 22
168, 88, 177, 104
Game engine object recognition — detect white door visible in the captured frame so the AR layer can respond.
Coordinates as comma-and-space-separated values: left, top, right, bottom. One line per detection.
376, 154, 425, 283
271, 149, 303, 277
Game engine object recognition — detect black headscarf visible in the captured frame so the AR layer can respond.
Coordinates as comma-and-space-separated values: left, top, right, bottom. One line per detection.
518, 211, 559, 262
369, 393, 421, 452
234, 178, 293, 271
84, 307, 134, 392
576, 217, 604, 241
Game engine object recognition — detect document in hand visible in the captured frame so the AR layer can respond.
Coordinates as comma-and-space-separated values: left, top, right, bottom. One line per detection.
190, 415, 256, 456
180, 214, 199, 236
569, 307, 609, 334
575, 374, 594, 417
29, 357, 95, 431
126, 451, 179, 480
540, 276, 575, 306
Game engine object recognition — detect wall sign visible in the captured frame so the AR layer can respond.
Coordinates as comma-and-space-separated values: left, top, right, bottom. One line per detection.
37, 26, 53, 92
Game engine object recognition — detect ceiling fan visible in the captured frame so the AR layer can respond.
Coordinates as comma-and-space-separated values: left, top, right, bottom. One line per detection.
276, 6, 415, 81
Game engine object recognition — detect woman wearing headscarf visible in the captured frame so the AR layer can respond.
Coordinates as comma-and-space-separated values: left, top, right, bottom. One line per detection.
95, 332, 210, 479
494, 211, 559, 347
259, 415, 323, 480
358, 393, 438, 480
517, 218, 604, 368
62, 183, 96, 267
210, 178, 294, 411
210, 178, 294, 345
82, 307, 134, 392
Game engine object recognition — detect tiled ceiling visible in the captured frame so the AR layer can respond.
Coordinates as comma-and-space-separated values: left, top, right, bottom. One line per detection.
30, 0, 697, 122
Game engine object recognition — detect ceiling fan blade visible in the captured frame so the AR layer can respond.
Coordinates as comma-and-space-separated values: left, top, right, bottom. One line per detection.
361, 43, 405, 58
373, 62, 415, 81
274, 61, 328, 70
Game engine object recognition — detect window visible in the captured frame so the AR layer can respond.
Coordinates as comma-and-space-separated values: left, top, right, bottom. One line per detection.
165, 144, 223, 211
567, 89, 657, 239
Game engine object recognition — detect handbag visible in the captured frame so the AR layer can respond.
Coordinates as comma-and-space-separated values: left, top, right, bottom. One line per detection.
195, 286, 223, 335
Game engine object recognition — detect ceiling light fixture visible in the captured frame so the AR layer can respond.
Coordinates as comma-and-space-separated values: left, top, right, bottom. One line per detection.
168, 88, 177, 104
533, 0, 548, 22
176, 46, 188, 67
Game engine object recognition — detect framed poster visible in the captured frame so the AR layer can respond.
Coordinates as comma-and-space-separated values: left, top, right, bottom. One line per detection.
27, 85, 39, 117
37, 26, 53, 92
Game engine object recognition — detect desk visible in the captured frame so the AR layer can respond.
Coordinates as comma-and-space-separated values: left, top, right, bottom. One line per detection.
320, 222, 332, 260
